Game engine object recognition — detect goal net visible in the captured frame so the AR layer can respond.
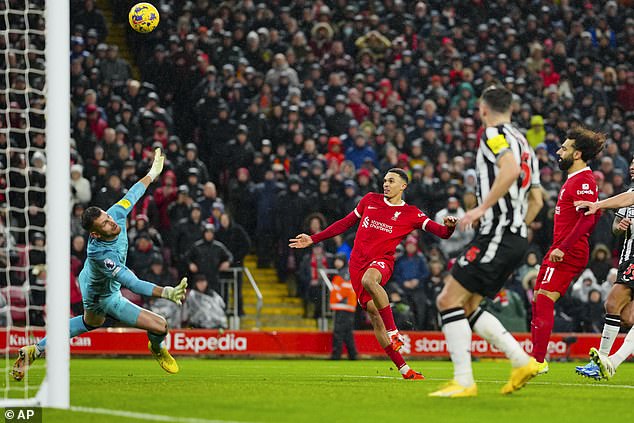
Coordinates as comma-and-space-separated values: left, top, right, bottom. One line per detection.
0, 0, 70, 408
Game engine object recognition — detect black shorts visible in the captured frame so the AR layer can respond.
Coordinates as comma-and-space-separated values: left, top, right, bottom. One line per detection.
451, 230, 528, 298
615, 261, 634, 290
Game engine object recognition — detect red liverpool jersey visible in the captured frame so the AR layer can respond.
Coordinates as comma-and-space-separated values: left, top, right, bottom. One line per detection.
350, 193, 433, 267
552, 167, 598, 262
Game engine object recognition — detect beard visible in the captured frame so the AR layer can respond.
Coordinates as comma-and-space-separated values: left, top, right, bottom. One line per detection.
558, 156, 574, 171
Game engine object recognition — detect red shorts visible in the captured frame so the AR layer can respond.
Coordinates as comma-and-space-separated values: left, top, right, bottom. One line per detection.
534, 259, 584, 296
349, 259, 394, 309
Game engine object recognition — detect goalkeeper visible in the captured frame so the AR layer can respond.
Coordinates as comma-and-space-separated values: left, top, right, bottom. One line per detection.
13, 148, 187, 380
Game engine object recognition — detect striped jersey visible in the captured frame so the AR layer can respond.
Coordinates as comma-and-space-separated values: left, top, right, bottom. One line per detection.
616, 187, 634, 265
476, 123, 540, 238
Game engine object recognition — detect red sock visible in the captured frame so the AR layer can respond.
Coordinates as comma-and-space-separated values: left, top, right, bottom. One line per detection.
383, 345, 406, 369
530, 300, 537, 344
531, 294, 555, 363
378, 305, 397, 333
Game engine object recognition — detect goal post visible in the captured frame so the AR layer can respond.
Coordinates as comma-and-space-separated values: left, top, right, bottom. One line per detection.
44, 0, 70, 409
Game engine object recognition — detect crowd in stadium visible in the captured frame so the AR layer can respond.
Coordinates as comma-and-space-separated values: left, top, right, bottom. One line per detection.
1, 0, 634, 332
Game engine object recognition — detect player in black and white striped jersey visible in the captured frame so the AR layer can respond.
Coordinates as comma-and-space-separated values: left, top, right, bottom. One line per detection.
474, 119, 540, 240
616, 187, 634, 266
429, 85, 544, 397
574, 158, 634, 380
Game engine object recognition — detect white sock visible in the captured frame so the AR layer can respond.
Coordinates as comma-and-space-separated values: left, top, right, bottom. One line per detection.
471, 309, 530, 368
599, 315, 621, 356
441, 308, 474, 387
399, 364, 411, 375
610, 326, 634, 368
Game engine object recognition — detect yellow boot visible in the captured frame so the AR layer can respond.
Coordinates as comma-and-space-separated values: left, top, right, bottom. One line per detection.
501, 357, 539, 394
429, 380, 477, 397
148, 341, 179, 374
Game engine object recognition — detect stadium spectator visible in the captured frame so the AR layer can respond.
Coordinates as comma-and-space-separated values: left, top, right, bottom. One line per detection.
145, 254, 181, 329
186, 224, 232, 295
6, 0, 633, 332
392, 236, 430, 330
329, 254, 358, 361
588, 244, 612, 283
485, 287, 528, 333
128, 233, 161, 271
571, 269, 602, 304
216, 213, 251, 315
434, 197, 473, 259
71, 0, 107, 41
580, 289, 605, 333
183, 274, 228, 329
298, 243, 330, 319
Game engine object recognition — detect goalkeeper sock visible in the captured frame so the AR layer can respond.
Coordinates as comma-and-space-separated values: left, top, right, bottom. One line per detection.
470, 307, 529, 368
148, 331, 166, 352
36, 315, 96, 354
599, 314, 621, 356
610, 326, 634, 368
531, 294, 555, 363
440, 307, 474, 387
378, 305, 397, 333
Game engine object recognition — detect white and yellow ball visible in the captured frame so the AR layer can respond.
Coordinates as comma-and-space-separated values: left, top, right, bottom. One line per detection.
128, 2, 160, 34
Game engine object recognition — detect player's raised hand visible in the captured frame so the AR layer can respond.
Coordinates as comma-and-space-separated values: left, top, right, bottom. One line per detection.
443, 216, 458, 228
574, 200, 599, 215
289, 233, 314, 249
147, 147, 165, 182
617, 218, 632, 232
162, 277, 188, 305
460, 206, 484, 231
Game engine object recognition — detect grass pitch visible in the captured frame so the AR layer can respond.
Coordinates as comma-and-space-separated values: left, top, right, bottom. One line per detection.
4, 358, 633, 422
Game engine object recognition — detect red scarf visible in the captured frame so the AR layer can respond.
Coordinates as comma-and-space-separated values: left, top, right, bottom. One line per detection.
311, 254, 329, 281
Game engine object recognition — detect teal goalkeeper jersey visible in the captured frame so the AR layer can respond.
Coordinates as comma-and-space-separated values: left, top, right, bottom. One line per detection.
78, 182, 150, 299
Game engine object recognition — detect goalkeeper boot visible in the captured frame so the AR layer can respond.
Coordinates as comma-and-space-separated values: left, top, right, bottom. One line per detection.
590, 347, 615, 380
402, 369, 425, 380
575, 361, 602, 380
11, 345, 40, 382
428, 380, 477, 397
148, 341, 179, 374
501, 357, 540, 394
536, 360, 549, 375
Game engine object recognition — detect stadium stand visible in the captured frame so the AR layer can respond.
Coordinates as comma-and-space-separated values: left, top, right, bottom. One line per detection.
2, 0, 633, 332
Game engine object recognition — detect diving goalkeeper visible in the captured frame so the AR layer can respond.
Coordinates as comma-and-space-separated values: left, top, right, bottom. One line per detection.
12, 148, 187, 380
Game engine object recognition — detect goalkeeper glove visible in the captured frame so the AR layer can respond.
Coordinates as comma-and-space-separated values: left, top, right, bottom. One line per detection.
147, 147, 165, 182
161, 277, 188, 305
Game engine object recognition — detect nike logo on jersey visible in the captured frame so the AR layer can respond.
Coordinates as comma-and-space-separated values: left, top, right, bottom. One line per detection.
368, 206, 377, 209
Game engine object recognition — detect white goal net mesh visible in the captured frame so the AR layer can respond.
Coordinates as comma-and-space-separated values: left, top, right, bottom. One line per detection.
1, 0, 48, 402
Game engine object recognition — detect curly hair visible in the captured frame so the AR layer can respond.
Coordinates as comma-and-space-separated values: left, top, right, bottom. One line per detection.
567, 127, 606, 163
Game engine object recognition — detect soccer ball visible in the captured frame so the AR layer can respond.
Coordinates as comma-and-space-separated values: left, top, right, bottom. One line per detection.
128, 2, 160, 34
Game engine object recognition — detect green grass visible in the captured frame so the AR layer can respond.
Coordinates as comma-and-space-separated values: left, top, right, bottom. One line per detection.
3, 358, 633, 422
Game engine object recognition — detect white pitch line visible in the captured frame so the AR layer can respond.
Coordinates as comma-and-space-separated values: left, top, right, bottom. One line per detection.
329, 374, 634, 389
70, 406, 257, 423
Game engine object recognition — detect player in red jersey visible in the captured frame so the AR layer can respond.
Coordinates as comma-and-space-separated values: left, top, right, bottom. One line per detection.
531, 127, 606, 373
290, 168, 457, 379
